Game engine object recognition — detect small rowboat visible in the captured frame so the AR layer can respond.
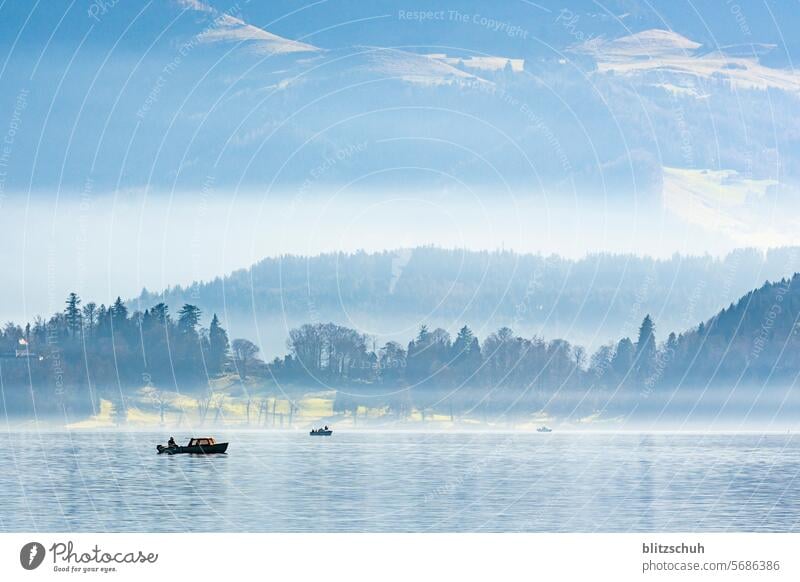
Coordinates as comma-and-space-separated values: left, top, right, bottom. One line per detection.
310, 428, 333, 436
157, 437, 229, 455
536, 426, 553, 433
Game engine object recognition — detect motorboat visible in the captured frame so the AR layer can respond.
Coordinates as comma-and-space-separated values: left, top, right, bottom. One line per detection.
157, 437, 229, 454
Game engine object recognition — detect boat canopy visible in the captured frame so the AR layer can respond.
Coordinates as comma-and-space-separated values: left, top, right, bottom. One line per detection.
188, 437, 216, 446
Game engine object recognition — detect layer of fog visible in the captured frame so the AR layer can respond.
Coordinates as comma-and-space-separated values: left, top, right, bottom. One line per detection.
1, 187, 757, 328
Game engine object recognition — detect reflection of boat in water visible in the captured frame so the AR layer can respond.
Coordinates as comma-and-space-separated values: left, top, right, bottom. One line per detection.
157, 437, 229, 454
310, 427, 333, 436
536, 426, 553, 433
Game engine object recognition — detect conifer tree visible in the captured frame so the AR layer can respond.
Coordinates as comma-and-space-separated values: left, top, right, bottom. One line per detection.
208, 314, 230, 374
64, 293, 82, 337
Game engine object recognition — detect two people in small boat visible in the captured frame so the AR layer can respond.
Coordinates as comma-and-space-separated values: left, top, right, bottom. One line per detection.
311, 425, 330, 433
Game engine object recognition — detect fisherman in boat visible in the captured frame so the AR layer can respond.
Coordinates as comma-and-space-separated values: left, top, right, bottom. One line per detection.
324, 425, 329, 431
168, 436, 176, 448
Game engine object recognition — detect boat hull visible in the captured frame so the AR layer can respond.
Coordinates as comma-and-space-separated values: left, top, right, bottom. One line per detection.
157, 442, 229, 454
310, 430, 333, 436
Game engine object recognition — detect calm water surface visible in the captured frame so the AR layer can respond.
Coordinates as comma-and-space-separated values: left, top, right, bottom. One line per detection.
1, 431, 799, 532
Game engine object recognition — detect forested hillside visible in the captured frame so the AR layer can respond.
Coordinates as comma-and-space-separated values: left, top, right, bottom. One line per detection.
3, 273, 800, 424
139, 247, 800, 356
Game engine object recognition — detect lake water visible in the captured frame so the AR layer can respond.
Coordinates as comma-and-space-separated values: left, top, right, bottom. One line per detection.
1, 431, 799, 532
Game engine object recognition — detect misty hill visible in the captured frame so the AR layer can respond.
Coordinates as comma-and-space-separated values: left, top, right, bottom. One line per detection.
137, 246, 800, 357
593, 273, 800, 424
665, 274, 800, 386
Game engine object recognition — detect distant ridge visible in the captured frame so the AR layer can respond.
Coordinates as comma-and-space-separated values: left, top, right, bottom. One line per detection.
134, 246, 800, 355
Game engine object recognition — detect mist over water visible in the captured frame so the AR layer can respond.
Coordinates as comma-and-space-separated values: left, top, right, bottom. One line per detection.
2, 431, 799, 532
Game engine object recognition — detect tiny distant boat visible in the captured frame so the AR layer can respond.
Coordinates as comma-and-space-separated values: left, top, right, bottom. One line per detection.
157, 437, 229, 455
536, 426, 553, 433
310, 427, 333, 436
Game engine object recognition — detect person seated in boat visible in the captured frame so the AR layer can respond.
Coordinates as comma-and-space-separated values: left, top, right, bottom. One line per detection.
324, 425, 329, 431
168, 436, 176, 448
